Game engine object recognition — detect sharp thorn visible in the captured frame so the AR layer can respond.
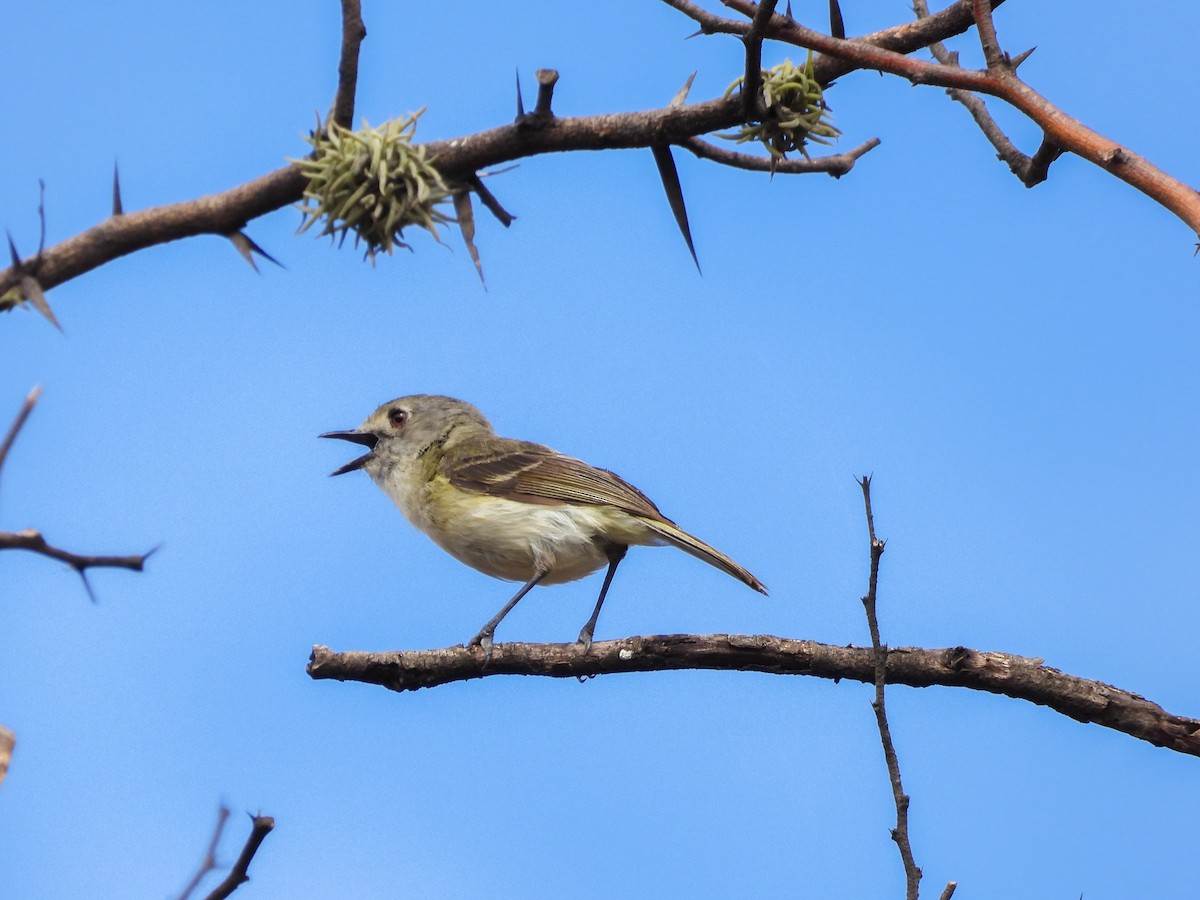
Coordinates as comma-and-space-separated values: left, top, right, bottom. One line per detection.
112, 162, 124, 216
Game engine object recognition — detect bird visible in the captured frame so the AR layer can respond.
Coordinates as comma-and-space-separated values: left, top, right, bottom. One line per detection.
322, 395, 766, 653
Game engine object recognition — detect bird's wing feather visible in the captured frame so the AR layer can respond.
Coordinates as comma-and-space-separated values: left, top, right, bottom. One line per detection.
443, 440, 669, 522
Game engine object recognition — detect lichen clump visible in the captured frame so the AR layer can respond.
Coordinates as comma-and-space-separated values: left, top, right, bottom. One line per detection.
723, 55, 840, 158
294, 110, 452, 259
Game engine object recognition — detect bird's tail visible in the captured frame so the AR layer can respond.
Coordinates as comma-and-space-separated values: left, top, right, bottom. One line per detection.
642, 518, 768, 594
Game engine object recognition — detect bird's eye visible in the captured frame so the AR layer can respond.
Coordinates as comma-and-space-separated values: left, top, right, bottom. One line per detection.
388, 408, 408, 427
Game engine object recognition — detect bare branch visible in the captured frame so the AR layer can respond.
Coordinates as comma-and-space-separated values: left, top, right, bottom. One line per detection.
533, 68, 559, 118
328, 0, 367, 128
740, 0, 780, 120
4, 0, 1198, 308
858, 475, 922, 900
971, 0, 1006, 69
710, 0, 1200, 238
0, 528, 153, 599
0, 385, 41, 477
202, 814, 274, 900
912, 0, 1061, 188
178, 806, 231, 900
309, 636, 1200, 757
681, 135, 879, 174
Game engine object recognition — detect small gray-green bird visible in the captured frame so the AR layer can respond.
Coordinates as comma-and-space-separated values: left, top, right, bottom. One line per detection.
322, 395, 766, 652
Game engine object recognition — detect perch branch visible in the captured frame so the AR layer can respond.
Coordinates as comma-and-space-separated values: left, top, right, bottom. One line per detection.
309, 636, 1200, 758
912, 0, 1061, 187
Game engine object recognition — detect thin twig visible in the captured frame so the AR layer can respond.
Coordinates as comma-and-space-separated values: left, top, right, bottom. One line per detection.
203, 814, 275, 900
911, 0, 1062, 190
4, 0, 1198, 307
741, 0, 780, 119
178, 806, 231, 900
681, 135, 879, 175
0, 385, 41, 476
0, 529, 152, 574
328, 0, 367, 128
939, 881, 959, 900
858, 475, 921, 900
971, 0, 1005, 68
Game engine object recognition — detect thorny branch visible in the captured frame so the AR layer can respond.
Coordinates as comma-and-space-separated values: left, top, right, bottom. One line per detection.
679, 0, 1200, 233
5, 0, 1195, 315
911, 0, 1061, 186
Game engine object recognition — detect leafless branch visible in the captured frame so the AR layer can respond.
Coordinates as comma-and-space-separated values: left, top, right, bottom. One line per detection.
0, 529, 153, 601
3, 0, 1197, 312
970, 0, 1005, 69
309, 636, 1200, 757
0, 385, 41, 477
328, 0, 367, 128
202, 814, 275, 900
911, 0, 1061, 187
178, 806, 231, 900
0, 725, 14, 787
681, 135, 879, 174
858, 475, 922, 900
740, 0, 780, 120
694, 0, 1200, 237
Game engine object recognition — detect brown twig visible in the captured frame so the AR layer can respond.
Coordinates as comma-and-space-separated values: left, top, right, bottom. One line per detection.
0, 725, 14, 786
0, 389, 154, 599
740, 0, 780, 120
203, 814, 275, 900
694, 0, 1200, 237
309, 636, 1200, 757
939, 881, 959, 900
857, 475, 921, 900
970, 0, 1005, 68
681, 134, 879, 174
0, 385, 41, 476
0, 529, 154, 601
911, 0, 1060, 187
178, 806, 231, 900
328, 0, 367, 128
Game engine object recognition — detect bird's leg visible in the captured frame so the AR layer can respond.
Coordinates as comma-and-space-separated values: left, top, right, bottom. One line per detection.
577, 544, 628, 653
468, 567, 549, 659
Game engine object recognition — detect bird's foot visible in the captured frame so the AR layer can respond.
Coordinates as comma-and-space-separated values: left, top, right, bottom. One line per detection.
467, 628, 495, 664
575, 627, 594, 655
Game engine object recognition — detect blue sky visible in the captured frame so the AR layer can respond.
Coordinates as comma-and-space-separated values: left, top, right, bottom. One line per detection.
2, 1, 1198, 897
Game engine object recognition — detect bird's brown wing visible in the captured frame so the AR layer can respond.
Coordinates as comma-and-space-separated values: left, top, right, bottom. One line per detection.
442, 439, 670, 522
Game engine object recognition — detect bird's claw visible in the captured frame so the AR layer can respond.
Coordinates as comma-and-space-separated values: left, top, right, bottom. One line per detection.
575, 629, 594, 655
467, 629, 495, 664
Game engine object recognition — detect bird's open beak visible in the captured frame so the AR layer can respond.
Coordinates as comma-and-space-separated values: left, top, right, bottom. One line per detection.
320, 430, 379, 476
